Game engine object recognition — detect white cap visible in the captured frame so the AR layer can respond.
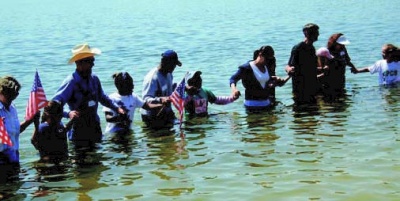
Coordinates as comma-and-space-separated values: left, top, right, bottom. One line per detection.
336, 35, 350, 45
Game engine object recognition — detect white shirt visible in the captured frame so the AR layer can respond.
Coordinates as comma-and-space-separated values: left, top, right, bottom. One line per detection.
249, 61, 270, 88
103, 92, 145, 133
368, 60, 400, 85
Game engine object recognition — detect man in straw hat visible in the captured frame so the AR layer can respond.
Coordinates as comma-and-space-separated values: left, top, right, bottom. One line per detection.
52, 43, 125, 145
141, 49, 182, 129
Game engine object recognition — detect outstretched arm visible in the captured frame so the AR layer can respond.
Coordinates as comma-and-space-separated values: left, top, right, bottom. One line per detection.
351, 66, 370, 74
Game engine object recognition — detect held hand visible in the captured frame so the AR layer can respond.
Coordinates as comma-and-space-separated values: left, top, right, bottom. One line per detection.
286, 66, 295, 76
68, 110, 80, 119
232, 90, 241, 99
117, 107, 126, 115
33, 111, 40, 128
160, 97, 171, 104
350, 67, 358, 74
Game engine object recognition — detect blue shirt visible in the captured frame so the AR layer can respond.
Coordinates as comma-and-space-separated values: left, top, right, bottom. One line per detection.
52, 71, 119, 123
0, 102, 21, 164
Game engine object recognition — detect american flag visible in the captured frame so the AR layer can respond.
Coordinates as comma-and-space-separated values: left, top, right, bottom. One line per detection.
0, 117, 13, 146
170, 73, 188, 128
25, 70, 48, 120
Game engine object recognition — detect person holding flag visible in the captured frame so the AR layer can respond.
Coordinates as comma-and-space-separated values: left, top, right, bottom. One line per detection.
141, 49, 183, 129
0, 76, 38, 181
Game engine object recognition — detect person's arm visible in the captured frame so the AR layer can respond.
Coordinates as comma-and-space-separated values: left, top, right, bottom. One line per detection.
351, 67, 370, 74
30, 111, 40, 150
20, 111, 39, 133
52, 76, 75, 118
286, 45, 299, 76
229, 68, 243, 99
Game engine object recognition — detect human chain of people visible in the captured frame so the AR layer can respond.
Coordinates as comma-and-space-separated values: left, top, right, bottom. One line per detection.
1, 22, 400, 182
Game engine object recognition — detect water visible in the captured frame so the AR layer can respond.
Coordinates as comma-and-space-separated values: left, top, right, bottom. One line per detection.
1, 0, 400, 200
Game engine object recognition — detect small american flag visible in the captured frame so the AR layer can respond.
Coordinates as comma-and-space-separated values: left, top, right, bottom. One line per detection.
25, 70, 48, 120
0, 117, 13, 146
170, 73, 188, 128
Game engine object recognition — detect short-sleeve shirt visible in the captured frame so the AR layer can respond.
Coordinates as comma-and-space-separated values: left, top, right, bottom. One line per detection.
103, 92, 145, 133
0, 102, 20, 164
368, 60, 400, 85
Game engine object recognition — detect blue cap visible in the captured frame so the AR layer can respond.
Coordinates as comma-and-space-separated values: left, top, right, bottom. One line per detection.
161, 50, 182, 66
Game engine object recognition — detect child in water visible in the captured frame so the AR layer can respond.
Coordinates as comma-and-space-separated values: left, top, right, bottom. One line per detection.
103, 72, 162, 133
185, 71, 238, 117
31, 101, 69, 162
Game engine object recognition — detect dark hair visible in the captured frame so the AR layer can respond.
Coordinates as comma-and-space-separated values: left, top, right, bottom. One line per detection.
303, 23, 319, 33
112, 72, 134, 95
0, 76, 21, 98
254, 46, 276, 75
383, 44, 400, 61
327, 33, 343, 52
41, 101, 63, 123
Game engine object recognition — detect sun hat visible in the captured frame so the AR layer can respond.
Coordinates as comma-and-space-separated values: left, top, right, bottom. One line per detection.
336, 35, 350, 45
161, 50, 182, 66
316, 47, 334, 59
68, 43, 101, 64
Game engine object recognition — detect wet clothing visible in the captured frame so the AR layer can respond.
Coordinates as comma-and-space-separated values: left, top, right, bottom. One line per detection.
103, 92, 144, 133
368, 60, 400, 85
230, 61, 274, 109
325, 48, 352, 94
288, 41, 318, 103
0, 102, 20, 164
141, 67, 176, 128
185, 88, 234, 117
36, 122, 68, 161
52, 71, 119, 142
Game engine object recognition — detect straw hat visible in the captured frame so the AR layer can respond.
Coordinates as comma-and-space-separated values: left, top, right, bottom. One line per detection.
68, 43, 101, 64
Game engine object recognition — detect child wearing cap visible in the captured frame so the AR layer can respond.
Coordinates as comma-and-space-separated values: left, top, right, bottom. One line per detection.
103, 72, 162, 134
31, 101, 69, 162
351, 44, 400, 86
185, 71, 238, 117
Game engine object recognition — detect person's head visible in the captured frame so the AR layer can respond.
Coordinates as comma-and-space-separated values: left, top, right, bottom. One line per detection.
0, 76, 21, 106
187, 71, 202, 89
68, 43, 101, 78
327, 33, 350, 52
382, 44, 399, 61
254, 46, 276, 70
160, 50, 182, 74
303, 23, 319, 42
112, 72, 134, 96
41, 101, 63, 124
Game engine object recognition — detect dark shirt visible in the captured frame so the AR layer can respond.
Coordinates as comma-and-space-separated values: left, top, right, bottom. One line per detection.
230, 61, 274, 101
37, 122, 68, 160
288, 41, 318, 103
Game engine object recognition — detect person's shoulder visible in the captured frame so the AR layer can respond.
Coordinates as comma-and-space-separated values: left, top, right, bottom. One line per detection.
239, 61, 251, 69
38, 122, 50, 132
108, 92, 120, 99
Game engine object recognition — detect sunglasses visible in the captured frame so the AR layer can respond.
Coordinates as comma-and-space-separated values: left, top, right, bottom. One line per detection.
80, 58, 95, 64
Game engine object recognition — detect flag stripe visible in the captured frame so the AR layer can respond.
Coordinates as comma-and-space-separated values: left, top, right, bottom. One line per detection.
170, 74, 187, 128
25, 70, 48, 120
0, 117, 13, 146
